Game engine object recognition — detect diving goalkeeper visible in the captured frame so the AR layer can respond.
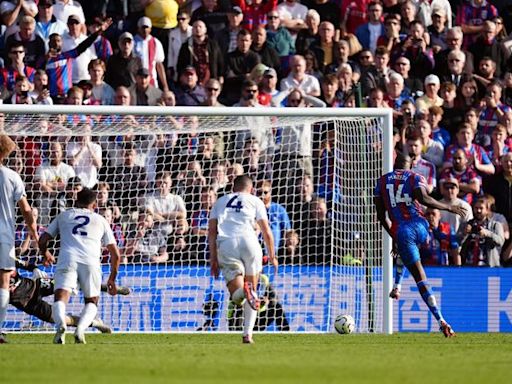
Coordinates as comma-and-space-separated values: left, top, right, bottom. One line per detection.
9, 260, 130, 332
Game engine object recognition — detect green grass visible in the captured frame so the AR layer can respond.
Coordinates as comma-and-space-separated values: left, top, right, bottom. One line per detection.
1, 333, 510, 384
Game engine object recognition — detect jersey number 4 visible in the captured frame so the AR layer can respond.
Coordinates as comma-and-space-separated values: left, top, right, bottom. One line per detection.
72, 216, 90, 236
226, 196, 243, 212
386, 184, 412, 207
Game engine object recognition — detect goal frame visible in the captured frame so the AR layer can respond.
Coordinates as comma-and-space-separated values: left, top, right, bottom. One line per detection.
0, 104, 393, 334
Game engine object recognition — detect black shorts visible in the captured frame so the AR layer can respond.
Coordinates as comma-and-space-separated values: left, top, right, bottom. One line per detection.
11, 279, 54, 323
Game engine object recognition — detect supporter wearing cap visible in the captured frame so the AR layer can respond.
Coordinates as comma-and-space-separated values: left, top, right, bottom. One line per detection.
416, 74, 444, 110
52, 0, 85, 26
105, 32, 143, 90
174, 65, 207, 106
176, 20, 224, 87
128, 67, 163, 106
35, 0, 68, 42
5, 15, 46, 69
61, 13, 96, 84
259, 67, 279, 102
168, 11, 192, 82
133, 16, 169, 91
428, 7, 449, 53
215, 6, 244, 58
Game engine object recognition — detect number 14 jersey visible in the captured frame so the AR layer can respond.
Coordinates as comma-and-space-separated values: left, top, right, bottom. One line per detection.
210, 192, 268, 241
374, 169, 427, 228
46, 208, 115, 266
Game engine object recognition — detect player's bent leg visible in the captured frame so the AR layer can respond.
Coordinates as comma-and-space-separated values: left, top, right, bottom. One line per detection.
242, 274, 260, 344
226, 275, 245, 305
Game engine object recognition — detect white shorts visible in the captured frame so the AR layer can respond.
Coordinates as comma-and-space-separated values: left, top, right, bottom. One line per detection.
0, 242, 16, 270
217, 236, 263, 283
54, 262, 102, 298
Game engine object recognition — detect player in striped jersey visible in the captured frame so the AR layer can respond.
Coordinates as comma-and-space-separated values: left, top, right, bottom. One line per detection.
374, 153, 466, 337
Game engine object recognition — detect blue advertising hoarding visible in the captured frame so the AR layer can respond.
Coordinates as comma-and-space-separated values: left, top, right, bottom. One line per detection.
6, 265, 512, 332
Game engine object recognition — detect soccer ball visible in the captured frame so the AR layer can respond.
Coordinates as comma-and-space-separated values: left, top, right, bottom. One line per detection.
334, 314, 355, 334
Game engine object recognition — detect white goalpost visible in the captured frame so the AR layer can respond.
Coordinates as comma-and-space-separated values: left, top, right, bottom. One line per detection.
0, 105, 393, 334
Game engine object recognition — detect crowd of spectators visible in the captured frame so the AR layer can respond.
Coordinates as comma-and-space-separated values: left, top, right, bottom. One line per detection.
2, 0, 512, 267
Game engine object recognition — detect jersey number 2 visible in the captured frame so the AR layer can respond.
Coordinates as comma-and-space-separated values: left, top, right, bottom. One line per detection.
386, 184, 412, 207
72, 216, 90, 236
226, 196, 243, 212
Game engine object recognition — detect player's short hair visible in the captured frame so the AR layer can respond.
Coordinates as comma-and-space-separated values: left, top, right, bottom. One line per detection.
0, 135, 17, 162
233, 175, 253, 191
76, 188, 97, 207
394, 151, 411, 170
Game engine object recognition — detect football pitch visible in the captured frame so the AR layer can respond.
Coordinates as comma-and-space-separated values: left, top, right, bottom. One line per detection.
1, 333, 510, 384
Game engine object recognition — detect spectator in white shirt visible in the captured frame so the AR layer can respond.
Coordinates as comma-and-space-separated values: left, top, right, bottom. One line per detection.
280, 55, 321, 96
62, 14, 96, 83
133, 16, 169, 91
52, 0, 84, 25
66, 123, 102, 189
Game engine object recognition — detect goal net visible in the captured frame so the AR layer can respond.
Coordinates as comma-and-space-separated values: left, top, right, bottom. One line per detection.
1, 105, 393, 333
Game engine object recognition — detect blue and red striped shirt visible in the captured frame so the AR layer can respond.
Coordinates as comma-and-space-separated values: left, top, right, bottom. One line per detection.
374, 169, 426, 231
0, 66, 36, 91
420, 221, 458, 266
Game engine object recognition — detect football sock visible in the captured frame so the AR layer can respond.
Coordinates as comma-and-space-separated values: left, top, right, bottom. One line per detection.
231, 288, 245, 306
52, 301, 67, 329
0, 288, 9, 329
77, 303, 98, 333
394, 258, 404, 289
243, 300, 257, 338
416, 280, 443, 322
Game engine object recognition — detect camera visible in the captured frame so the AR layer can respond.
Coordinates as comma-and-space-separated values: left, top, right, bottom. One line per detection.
20, 90, 29, 98
471, 223, 482, 234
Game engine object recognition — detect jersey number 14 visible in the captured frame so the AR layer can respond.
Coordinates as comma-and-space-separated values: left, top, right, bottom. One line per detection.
386, 184, 412, 207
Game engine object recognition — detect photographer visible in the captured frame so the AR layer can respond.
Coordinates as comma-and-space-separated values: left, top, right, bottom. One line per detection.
461, 196, 504, 267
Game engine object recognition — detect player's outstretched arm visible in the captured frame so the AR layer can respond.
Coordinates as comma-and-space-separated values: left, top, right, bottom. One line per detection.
208, 219, 219, 279
413, 187, 467, 217
38, 232, 55, 266
106, 243, 120, 295
258, 219, 277, 275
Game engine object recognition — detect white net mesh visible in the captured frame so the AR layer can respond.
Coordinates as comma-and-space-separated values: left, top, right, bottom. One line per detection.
1, 106, 391, 333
